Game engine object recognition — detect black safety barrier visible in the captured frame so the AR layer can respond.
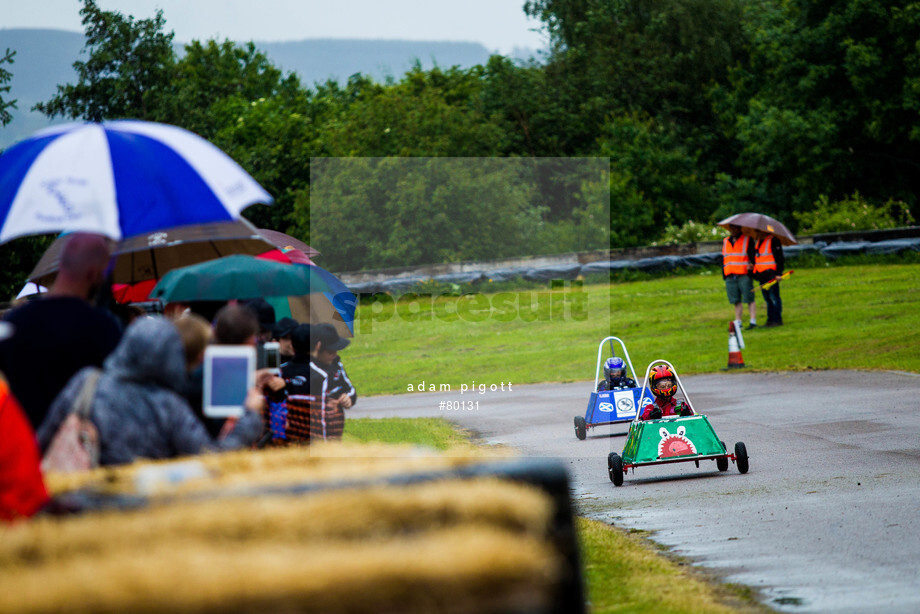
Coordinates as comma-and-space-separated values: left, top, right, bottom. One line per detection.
783, 242, 827, 259
343, 237, 917, 295
579, 259, 636, 274
820, 241, 872, 258
483, 267, 531, 282
430, 271, 489, 285
864, 237, 920, 255
522, 263, 583, 282
377, 275, 429, 292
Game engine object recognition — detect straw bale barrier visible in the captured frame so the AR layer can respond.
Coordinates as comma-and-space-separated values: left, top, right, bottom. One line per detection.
42, 442, 512, 496
2, 443, 581, 614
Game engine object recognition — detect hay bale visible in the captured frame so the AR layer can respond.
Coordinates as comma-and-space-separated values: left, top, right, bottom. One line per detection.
42, 442, 512, 498
2, 444, 579, 613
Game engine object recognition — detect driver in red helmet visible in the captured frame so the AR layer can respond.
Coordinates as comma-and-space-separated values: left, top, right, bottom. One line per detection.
640, 365, 694, 420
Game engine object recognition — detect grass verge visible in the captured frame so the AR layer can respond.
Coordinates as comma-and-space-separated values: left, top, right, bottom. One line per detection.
342, 417, 474, 450
577, 518, 770, 614
348, 263, 920, 396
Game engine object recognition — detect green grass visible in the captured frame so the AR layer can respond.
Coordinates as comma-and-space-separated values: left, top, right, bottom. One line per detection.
578, 518, 768, 614
341, 417, 472, 450
347, 264, 920, 395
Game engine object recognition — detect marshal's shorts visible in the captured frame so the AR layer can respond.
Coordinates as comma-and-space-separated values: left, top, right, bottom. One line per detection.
724, 274, 754, 304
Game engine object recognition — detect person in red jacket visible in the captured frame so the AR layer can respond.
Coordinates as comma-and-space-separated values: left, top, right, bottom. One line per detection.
639, 365, 694, 420
1, 368, 51, 522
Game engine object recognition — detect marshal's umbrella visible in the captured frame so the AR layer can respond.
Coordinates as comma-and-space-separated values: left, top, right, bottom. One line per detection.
717, 212, 798, 246
0, 120, 272, 244
28, 218, 276, 287
150, 255, 331, 303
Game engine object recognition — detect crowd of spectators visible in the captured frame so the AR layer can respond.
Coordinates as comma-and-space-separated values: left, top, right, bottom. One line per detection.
0, 233, 356, 522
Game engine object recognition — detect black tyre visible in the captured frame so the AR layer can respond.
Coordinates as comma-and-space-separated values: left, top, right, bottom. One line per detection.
717, 441, 729, 471
734, 441, 749, 474
608, 452, 624, 486
574, 416, 587, 440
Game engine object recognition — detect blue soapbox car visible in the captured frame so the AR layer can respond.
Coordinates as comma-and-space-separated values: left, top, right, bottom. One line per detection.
574, 336, 652, 440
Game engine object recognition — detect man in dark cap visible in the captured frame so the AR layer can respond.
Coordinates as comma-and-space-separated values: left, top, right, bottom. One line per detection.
307, 323, 356, 411
281, 323, 355, 440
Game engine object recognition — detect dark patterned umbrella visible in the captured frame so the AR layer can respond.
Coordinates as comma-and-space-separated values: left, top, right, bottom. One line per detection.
257, 228, 320, 258
28, 218, 276, 287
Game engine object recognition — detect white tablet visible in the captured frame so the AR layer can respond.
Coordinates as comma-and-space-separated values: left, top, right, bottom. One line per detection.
202, 345, 256, 418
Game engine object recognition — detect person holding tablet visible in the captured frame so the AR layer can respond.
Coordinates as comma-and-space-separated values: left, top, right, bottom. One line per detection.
38, 317, 266, 467
181, 305, 286, 438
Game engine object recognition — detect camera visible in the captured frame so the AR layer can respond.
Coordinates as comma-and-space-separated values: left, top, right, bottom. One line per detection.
261, 341, 281, 375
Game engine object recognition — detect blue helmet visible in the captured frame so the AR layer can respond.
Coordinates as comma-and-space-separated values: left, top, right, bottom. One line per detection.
604, 357, 626, 381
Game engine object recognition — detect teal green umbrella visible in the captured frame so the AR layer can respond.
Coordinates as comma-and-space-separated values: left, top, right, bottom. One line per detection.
150, 254, 330, 302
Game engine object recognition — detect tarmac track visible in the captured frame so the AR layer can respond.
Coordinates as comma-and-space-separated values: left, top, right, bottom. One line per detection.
354, 370, 920, 613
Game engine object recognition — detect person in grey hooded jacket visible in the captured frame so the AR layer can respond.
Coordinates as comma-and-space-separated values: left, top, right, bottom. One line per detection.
38, 316, 264, 466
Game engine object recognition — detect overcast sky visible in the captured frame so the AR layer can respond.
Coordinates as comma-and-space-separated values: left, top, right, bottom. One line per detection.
1, 0, 547, 54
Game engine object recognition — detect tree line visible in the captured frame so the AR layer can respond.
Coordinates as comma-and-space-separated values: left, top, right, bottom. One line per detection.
1, 0, 918, 290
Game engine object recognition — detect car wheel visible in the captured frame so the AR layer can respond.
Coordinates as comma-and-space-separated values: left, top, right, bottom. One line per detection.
574, 416, 587, 440
608, 452, 624, 486
717, 441, 729, 471
734, 441, 749, 474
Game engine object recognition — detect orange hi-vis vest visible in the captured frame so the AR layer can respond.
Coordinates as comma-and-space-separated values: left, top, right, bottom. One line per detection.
722, 235, 750, 275
753, 238, 777, 274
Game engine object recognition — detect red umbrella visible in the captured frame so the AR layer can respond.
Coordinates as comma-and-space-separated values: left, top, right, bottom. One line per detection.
112, 280, 158, 303
257, 248, 314, 265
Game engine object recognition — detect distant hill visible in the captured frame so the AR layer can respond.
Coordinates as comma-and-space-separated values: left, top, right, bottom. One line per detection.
0, 29, 84, 148
0, 28, 523, 149
256, 38, 492, 85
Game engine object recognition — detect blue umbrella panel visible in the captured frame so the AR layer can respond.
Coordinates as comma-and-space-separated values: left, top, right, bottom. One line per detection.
270, 265, 356, 338
0, 121, 272, 244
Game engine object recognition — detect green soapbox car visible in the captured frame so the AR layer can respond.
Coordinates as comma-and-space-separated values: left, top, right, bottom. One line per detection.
607, 360, 749, 486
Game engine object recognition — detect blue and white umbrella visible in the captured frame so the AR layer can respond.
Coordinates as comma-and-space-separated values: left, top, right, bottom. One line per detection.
0, 120, 272, 244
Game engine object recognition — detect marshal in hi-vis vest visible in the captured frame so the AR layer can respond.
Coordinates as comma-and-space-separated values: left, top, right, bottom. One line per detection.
753, 238, 777, 274
722, 235, 750, 275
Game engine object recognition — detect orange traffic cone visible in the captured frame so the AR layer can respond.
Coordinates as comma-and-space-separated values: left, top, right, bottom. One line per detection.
727, 321, 746, 369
